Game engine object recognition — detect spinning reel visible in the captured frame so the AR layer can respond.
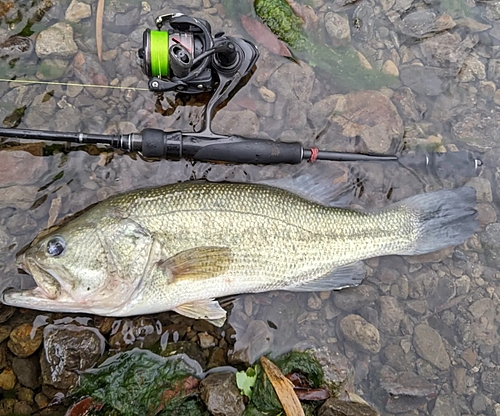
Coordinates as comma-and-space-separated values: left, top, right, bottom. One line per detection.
138, 13, 259, 134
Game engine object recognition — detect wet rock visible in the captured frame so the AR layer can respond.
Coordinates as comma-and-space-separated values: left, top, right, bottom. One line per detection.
12, 356, 41, 389
452, 109, 500, 151
230, 320, 273, 365
7, 323, 43, 358
339, 314, 381, 354
325, 12, 351, 45
466, 177, 492, 202
400, 65, 444, 96
6, 211, 37, 235
198, 332, 216, 349
0, 306, 16, 324
200, 373, 245, 416
352, 0, 375, 41
482, 370, 500, 401
54, 105, 81, 132
327, 90, 403, 154
382, 344, 408, 372
382, 60, 399, 77
0, 325, 11, 343
431, 395, 460, 416
426, 276, 456, 311
459, 55, 486, 82
108, 317, 161, 350
398, 10, 456, 38
420, 32, 476, 76
333, 285, 378, 312
318, 398, 379, 416
212, 109, 260, 138
480, 222, 500, 268
35, 22, 78, 58
413, 324, 450, 370
207, 347, 227, 369
161, 341, 207, 369
379, 366, 436, 413
170, 0, 203, 8
36, 58, 68, 81
267, 61, 315, 101
65, 0, 91, 23
17, 386, 34, 402
41, 324, 105, 389
72, 52, 109, 99
0, 36, 34, 59
14, 401, 32, 414
378, 296, 403, 335
0, 151, 47, 187
392, 87, 425, 121
0, 368, 16, 390
304, 345, 354, 391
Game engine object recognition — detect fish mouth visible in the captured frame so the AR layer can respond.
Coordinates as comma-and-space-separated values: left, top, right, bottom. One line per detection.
15, 255, 61, 300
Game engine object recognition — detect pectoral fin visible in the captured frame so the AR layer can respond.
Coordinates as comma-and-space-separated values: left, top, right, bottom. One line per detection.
174, 299, 227, 327
159, 246, 232, 282
283, 261, 366, 292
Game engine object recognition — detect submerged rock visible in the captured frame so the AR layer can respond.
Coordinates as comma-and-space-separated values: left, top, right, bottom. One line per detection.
8, 323, 43, 358
413, 324, 450, 370
41, 324, 105, 389
339, 315, 381, 354
35, 22, 78, 58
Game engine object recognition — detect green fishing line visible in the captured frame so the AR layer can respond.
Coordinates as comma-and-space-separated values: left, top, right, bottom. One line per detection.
149, 30, 169, 77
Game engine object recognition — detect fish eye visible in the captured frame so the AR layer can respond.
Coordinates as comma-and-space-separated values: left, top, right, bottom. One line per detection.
46, 237, 65, 257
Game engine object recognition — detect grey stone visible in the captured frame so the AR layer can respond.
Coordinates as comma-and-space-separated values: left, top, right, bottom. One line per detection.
480, 223, 500, 268
0, 187, 39, 210
6, 212, 37, 235
431, 395, 460, 416
36, 58, 68, 81
325, 12, 351, 44
12, 357, 41, 389
465, 177, 492, 202
267, 61, 315, 101
200, 373, 245, 416
413, 324, 450, 370
35, 22, 78, 58
379, 366, 437, 413
400, 65, 444, 96
398, 10, 456, 38
212, 110, 260, 138
339, 314, 380, 354
382, 344, 409, 372
41, 324, 105, 389
420, 32, 477, 76
65, 0, 91, 23
318, 398, 379, 416
326, 90, 403, 153
392, 87, 425, 121
333, 285, 378, 312
378, 296, 403, 335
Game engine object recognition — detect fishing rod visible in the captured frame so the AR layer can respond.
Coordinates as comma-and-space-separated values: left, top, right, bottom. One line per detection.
0, 13, 483, 177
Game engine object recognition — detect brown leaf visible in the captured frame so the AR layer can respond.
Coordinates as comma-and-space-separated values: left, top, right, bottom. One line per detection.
96, 0, 105, 61
284, 0, 319, 31
65, 397, 103, 416
260, 356, 305, 416
294, 388, 330, 401
240, 15, 292, 58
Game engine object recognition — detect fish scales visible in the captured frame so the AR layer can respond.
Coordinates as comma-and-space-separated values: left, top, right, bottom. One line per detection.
2, 181, 477, 326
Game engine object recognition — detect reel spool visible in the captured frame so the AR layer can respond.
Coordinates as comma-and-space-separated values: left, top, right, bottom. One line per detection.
138, 13, 258, 96
137, 13, 260, 134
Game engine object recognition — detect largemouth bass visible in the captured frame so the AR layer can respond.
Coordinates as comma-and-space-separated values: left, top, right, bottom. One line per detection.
2, 179, 478, 326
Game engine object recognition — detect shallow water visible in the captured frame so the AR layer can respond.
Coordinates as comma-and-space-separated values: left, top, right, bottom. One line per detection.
0, 0, 499, 414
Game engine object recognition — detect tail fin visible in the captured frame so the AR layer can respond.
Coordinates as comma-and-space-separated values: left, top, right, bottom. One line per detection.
395, 186, 478, 256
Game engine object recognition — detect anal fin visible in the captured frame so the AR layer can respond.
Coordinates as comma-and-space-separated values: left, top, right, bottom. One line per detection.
174, 299, 227, 327
283, 261, 366, 292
